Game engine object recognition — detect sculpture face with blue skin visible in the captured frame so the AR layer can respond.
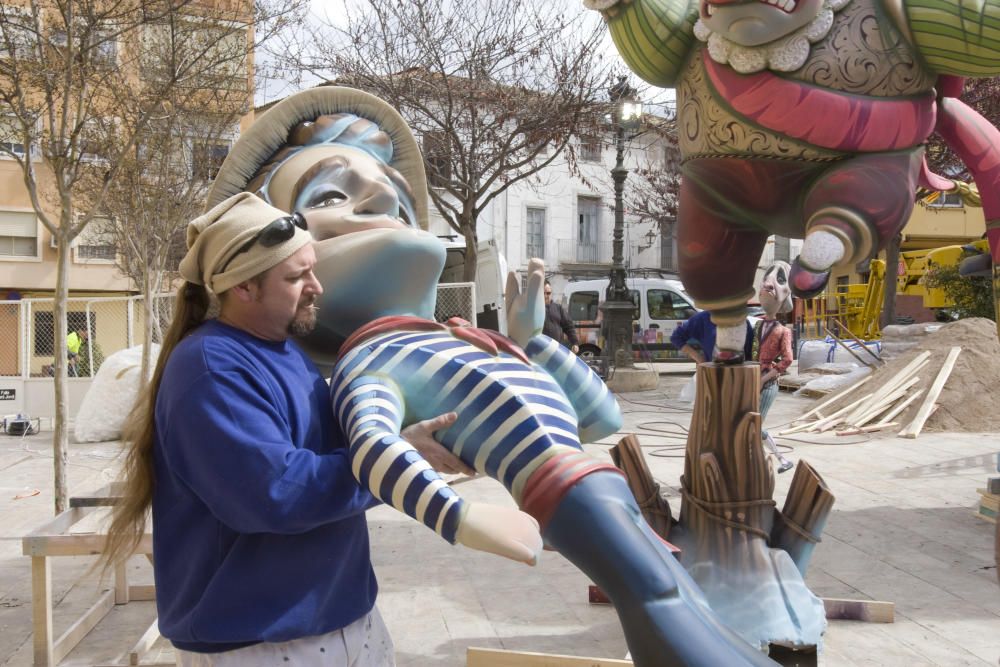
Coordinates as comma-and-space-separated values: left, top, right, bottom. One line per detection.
244, 113, 446, 368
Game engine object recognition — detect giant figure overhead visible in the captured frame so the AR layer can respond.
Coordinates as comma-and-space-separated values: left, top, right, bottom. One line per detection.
586, 0, 1000, 358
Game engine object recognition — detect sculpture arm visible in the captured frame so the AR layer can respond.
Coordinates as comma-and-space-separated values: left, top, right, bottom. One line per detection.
523, 335, 623, 442
333, 373, 543, 563
900, 0, 1000, 75
334, 374, 465, 542
586, 0, 700, 87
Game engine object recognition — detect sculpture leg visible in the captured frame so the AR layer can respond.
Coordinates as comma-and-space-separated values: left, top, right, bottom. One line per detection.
677, 177, 770, 361
523, 456, 776, 667
792, 150, 922, 297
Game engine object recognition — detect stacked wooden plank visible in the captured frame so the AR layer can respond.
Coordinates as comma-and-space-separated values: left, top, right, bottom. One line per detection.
977, 488, 998, 524
777, 347, 962, 438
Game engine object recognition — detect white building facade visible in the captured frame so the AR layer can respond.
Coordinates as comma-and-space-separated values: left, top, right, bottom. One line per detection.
423, 125, 801, 303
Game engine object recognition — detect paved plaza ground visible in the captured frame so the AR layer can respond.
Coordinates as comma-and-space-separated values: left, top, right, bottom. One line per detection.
0, 366, 997, 666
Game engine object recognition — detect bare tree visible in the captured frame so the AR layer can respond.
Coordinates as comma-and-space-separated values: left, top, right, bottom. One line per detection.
925, 76, 1000, 179
624, 117, 681, 269
103, 109, 248, 386
284, 0, 611, 281
0, 0, 304, 513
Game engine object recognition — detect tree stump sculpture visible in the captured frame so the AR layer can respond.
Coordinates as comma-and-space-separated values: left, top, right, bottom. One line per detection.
670, 362, 834, 651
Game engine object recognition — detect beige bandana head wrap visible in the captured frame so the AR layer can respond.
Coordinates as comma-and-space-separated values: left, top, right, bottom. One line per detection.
178, 192, 312, 294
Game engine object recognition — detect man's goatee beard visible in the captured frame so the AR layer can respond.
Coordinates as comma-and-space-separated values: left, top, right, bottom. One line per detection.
289, 308, 317, 337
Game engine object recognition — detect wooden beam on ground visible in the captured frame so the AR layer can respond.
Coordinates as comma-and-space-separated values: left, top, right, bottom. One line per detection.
796, 375, 872, 423
899, 347, 961, 439
835, 422, 899, 436
467, 648, 632, 667
874, 389, 925, 427
843, 353, 930, 425
822, 598, 894, 623
778, 393, 872, 435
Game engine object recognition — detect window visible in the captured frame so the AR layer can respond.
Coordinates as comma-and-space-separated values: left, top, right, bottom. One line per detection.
525, 207, 545, 260
78, 120, 112, 162
569, 291, 599, 321
0, 210, 38, 258
192, 141, 230, 180
773, 235, 790, 262
0, 114, 25, 158
579, 136, 602, 162
423, 131, 451, 188
141, 21, 248, 88
49, 23, 117, 68
0, 7, 37, 60
577, 197, 600, 262
647, 289, 692, 320
75, 216, 116, 262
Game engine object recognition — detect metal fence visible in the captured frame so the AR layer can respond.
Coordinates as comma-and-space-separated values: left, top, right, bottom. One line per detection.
0, 283, 478, 378
0, 294, 175, 379
434, 282, 477, 325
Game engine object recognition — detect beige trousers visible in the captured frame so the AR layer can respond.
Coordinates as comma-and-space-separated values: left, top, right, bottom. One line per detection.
174, 607, 394, 667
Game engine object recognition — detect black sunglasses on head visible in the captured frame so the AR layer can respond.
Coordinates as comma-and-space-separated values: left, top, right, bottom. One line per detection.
219, 212, 308, 274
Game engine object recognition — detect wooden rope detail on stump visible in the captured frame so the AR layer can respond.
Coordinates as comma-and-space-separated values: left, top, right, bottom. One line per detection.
680, 485, 775, 541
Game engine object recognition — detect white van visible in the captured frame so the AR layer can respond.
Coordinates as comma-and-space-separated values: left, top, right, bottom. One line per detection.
437, 238, 508, 334
562, 277, 698, 361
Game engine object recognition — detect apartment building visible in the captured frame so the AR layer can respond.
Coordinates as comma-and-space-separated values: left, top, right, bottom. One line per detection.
0, 1, 254, 402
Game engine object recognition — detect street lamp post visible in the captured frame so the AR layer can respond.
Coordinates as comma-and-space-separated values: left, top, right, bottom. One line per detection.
601, 78, 642, 371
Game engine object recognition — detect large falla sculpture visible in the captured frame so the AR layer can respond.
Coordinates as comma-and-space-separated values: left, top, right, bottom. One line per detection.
206, 87, 777, 666
585, 0, 1000, 357
585, 0, 1000, 651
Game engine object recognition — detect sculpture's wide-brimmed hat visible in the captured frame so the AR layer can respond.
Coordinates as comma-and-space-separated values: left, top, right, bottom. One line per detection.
206, 86, 429, 229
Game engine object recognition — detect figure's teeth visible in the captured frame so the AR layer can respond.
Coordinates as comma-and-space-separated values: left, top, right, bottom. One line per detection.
760, 0, 797, 11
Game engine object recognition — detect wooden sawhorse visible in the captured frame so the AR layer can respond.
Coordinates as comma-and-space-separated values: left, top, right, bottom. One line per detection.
21, 487, 167, 667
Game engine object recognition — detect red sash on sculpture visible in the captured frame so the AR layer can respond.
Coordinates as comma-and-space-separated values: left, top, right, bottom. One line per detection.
702, 53, 937, 153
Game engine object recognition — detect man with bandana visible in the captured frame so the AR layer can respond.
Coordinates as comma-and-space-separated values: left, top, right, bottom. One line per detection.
104, 192, 470, 666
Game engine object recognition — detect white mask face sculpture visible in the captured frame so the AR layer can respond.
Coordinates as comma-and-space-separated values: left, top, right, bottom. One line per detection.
265, 144, 415, 238
758, 261, 793, 317
249, 123, 445, 368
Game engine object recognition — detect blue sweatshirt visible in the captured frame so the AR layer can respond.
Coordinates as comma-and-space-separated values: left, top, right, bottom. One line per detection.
152, 319, 377, 653
670, 310, 754, 360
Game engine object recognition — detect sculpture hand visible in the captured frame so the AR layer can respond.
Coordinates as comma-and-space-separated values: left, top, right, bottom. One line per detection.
401, 412, 474, 476
456, 503, 543, 565
505, 257, 545, 347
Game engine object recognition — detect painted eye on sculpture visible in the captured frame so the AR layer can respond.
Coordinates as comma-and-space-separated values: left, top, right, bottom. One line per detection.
309, 191, 347, 208
777, 268, 787, 284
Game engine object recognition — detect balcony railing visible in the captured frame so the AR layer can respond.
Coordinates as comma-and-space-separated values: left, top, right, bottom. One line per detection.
556, 239, 663, 269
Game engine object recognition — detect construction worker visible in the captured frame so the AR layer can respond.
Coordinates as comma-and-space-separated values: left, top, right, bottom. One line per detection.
66, 327, 88, 377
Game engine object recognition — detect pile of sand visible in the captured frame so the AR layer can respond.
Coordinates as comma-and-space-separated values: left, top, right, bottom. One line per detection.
825, 318, 1000, 433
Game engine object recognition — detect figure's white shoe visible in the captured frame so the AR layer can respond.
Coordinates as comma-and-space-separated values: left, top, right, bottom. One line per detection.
798, 230, 845, 272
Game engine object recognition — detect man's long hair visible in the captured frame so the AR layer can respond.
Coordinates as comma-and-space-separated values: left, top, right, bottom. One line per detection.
102, 281, 211, 570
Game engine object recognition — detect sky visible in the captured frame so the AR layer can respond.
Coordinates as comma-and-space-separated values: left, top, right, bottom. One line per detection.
256, 0, 676, 114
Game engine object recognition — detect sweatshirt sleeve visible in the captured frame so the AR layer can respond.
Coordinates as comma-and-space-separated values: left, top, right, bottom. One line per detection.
156, 368, 375, 535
